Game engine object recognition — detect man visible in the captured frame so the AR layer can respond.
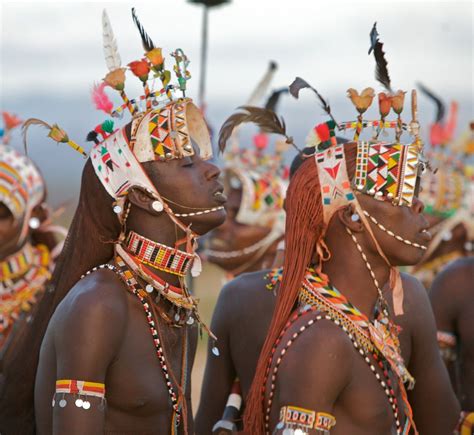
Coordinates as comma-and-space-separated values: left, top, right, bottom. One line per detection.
430, 257, 474, 434
0, 9, 226, 435
238, 25, 460, 430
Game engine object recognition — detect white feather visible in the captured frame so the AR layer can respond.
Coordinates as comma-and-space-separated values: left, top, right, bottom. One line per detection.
102, 9, 121, 71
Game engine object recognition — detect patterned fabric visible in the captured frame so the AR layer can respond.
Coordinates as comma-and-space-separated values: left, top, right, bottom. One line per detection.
315, 144, 355, 225
0, 144, 45, 220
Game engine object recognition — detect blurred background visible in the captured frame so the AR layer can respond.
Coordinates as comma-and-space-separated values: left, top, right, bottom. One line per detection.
1, 0, 472, 408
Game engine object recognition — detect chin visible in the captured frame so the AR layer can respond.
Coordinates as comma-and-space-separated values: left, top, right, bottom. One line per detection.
389, 249, 425, 267
186, 208, 227, 236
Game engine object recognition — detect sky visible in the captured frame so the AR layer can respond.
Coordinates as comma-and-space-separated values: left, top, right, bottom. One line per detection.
0, 0, 473, 207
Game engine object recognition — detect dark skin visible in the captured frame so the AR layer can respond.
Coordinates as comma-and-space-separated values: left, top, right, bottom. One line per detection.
35, 148, 226, 435
265, 194, 460, 434
195, 269, 276, 434
430, 256, 474, 411
205, 186, 281, 274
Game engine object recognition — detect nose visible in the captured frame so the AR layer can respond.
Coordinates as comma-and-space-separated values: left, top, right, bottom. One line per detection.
411, 197, 425, 214
204, 159, 221, 181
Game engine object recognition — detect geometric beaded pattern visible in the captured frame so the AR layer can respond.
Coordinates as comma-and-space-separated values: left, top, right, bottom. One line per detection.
55, 379, 105, 399
125, 231, 193, 277
0, 144, 45, 220
353, 141, 422, 207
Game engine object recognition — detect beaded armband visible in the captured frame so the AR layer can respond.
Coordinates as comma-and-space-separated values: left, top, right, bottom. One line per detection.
275, 406, 336, 434
52, 380, 106, 411
455, 411, 474, 435
437, 330, 457, 363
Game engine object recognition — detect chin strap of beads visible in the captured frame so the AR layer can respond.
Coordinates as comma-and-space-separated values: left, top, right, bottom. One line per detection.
275, 406, 336, 434
362, 209, 428, 250
52, 380, 106, 411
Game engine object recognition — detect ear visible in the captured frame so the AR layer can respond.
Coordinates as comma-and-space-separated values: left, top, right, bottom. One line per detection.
127, 187, 159, 215
337, 204, 364, 233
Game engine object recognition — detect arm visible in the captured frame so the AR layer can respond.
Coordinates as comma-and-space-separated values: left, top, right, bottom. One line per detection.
403, 274, 460, 434
194, 281, 238, 435
273, 318, 353, 434
51, 274, 128, 435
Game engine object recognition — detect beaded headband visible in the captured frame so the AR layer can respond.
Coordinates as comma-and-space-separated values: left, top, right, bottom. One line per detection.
0, 144, 45, 220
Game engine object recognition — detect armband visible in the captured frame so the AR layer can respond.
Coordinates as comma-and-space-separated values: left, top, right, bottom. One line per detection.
437, 331, 457, 363
52, 379, 106, 411
275, 405, 336, 434
455, 411, 474, 435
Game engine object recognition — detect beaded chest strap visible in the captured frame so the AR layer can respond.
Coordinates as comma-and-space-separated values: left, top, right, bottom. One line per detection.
125, 231, 194, 277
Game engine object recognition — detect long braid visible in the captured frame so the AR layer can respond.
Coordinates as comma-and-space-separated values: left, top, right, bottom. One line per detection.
244, 145, 357, 433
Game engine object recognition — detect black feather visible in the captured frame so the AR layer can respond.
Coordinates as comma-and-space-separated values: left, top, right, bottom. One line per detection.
416, 82, 445, 123
131, 8, 155, 52
368, 22, 379, 55
86, 131, 100, 144
289, 77, 338, 127
373, 41, 392, 93
264, 88, 289, 113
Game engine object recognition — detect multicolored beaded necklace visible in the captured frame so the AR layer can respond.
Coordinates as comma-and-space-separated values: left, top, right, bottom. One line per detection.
124, 230, 194, 277
0, 243, 51, 345
263, 268, 416, 435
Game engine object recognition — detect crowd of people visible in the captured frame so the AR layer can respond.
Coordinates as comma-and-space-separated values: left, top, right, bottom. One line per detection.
0, 8, 472, 435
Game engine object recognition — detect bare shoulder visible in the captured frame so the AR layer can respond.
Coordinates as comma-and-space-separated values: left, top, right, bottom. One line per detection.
50, 269, 129, 369
214, 269, 273, 318
276, 311, 354, 402
431, 257, 474, 300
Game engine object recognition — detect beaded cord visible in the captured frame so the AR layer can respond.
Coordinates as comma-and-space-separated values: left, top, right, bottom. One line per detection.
263, 309, 403, 435
362, 210, 428, 250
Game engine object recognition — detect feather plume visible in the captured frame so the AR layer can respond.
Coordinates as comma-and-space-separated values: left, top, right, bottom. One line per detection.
368, 22, 379, 55
219, 106, 298, 154
92, 82, 113, 114
102, 10, 122, 71
373, 41, 392, 93
131, 8, 155, 53
264, 88, 289, 113
22, 118, 52, 154
86, 130, 100, 144
416, 82, 445, 123
289, 77, 338, 126
246, 61, 278, 106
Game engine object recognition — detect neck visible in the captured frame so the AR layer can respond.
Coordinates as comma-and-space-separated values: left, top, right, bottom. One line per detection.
124, 209, 192, 288
322, 224, 390, 319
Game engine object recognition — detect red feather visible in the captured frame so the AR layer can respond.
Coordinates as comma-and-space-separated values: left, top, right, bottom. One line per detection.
92, 82, 113, 114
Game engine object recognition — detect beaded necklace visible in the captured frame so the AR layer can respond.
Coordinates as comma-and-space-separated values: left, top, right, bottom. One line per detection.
0, 243, 51, 344
124, 230, 194, 277
262, 268, 416, 435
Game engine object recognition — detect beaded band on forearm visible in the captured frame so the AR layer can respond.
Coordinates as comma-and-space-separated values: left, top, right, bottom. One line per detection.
125, 230, 194, 277
52, 379, 106, 410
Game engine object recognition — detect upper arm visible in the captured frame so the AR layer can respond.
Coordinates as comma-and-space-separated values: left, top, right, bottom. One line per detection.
52, 277, 128, 435
402, 274, 460, 434
273, 319, 353, 434
195, 280, 238, 435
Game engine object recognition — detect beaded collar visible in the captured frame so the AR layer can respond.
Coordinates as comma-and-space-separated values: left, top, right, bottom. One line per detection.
0, 243, 51, 344
124, 231, 194, 278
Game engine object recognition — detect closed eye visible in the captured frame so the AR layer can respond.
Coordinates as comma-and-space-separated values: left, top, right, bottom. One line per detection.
181, 157, 194, 167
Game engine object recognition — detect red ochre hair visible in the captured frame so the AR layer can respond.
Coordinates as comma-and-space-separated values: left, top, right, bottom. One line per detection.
244, 143, 357, 433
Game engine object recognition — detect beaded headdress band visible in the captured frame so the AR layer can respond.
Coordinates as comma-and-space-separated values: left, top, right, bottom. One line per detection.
0, 144, 45, 221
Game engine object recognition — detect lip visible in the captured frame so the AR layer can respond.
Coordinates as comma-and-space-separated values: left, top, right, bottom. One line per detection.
212, 186, 228, 204
417, 228, 432, 243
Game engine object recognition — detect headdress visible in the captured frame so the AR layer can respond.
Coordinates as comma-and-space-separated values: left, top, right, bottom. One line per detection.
0, 144, 45, 243
0, 112, 22, 146
22, 9, 217, 273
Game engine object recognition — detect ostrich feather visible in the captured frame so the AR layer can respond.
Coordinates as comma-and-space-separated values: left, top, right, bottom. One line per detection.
289, 77, 338, 126
131, 8, 155, 53
92, 82, 113, 114
102, 10, 122, 71
22, 118, 52, 154
417, 82, 445, 123
219, 106, 294, 153
86, 130, 100, 144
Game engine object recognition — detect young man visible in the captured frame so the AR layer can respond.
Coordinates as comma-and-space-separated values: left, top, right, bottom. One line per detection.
0, 9, 226, 435
233, 49, 460, 432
